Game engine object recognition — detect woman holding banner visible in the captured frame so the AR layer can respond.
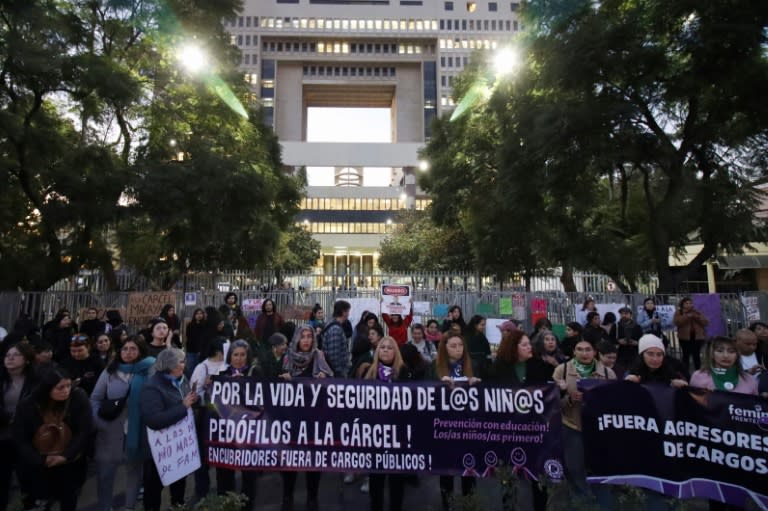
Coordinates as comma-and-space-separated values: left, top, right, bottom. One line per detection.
279, 325, 333, 511
487, 329, 550, 511
626, 335, 688, 388
553, 338, 616, 503
692, 338, 758, 511
365, 336, 410, 511
690, 336, 757, 395
90, 335, 155, 511
140, 348, 198, 511
215, 340, 262, 508
430, 334, 480, 510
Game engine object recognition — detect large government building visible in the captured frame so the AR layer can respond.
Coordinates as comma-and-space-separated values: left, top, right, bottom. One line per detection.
225, 0, 521, 282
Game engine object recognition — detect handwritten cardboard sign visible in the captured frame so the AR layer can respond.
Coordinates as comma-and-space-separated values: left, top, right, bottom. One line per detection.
127, 292, 175, 328
147, 409, 200, 486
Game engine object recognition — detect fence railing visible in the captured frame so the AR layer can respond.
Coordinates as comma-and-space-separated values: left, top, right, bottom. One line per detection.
47, 269, 659, 295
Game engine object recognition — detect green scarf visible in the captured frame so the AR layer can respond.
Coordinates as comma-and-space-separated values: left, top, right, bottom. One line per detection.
711, 366, 739, 391
514, 362, 527, 383
573, 359, 596, 379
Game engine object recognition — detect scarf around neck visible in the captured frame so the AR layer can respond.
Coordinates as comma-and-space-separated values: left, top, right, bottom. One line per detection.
377, 364, 394, 382
573, 359, 596, 379
119, 356, 155, 461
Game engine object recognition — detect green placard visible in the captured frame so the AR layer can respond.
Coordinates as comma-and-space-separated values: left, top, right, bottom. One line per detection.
552, 323, 567, 341
499, 297, 513, 315
476, 303, 494, 315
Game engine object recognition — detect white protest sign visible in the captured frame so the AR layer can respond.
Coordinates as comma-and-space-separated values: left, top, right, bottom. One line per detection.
347, 298, 381, 330
635, 304, 676, 330
485, 318, 508, 345
413, 301, 431, 325
147, 409, 200, 486
381, 285, 412, 315
575, 303, 627, 326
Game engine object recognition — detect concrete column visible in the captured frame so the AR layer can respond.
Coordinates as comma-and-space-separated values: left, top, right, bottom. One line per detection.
403, 166, 416, 209
706, 261, 717, 293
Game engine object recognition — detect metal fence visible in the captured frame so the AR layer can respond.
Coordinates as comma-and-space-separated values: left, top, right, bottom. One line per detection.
1, 289, 761, 353
48, 269, 660, 295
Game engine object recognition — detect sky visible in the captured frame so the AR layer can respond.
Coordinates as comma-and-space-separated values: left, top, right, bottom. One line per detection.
305, 107, 393, 187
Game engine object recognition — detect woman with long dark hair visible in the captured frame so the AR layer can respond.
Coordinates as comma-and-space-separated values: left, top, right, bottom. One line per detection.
466, 315, 491, 378
673, 297, 709, 373
430, 334, 479, 510
90, 335, 155, 511
254, 299, 284, 344
0, 343, 37, 511
159, 304, 182, 349
185, 308, 208, 376
13, 366, 93, 511
216, 341, 262, 508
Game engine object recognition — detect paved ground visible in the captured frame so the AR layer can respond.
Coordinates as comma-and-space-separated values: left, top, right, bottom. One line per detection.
11, 466, 710, 510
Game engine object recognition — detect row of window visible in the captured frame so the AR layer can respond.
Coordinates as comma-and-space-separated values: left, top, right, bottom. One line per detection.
299, 222, 397, 234
439, 18, 518, 31
302, 198, 402, 210
439, 38, 500, 50
241, 53, 258, 66
444, 1, 520, 11
300, 198, 433, 211
260, 40, 433, 56
440, 74, 456, 87
441, 55, 469, 68
227, 16, 440, 32
302, 65, 397, 78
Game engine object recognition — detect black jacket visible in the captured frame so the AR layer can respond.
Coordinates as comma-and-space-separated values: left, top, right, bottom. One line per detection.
13, 388, 93, 467
140, 372, 190, 432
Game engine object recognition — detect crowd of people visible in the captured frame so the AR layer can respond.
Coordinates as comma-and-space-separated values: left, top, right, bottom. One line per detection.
0, 295, 767, 511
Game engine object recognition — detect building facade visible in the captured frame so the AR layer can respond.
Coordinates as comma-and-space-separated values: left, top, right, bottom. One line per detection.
226, 0, 522, 282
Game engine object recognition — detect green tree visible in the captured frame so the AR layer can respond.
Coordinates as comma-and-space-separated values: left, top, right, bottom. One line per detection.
1, 0, 304, 290
421, 0, 768, 293
378, 210, 475, 272
267, 224, 322, 282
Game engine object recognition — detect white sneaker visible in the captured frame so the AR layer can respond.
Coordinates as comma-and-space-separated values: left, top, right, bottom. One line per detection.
343, 473, 355, 484
360, 477, 369, 493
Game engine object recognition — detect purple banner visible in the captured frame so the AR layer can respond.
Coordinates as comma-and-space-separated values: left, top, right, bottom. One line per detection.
583, 381, 768, 509
692, 293, 726, 337
205, 377, 563, 478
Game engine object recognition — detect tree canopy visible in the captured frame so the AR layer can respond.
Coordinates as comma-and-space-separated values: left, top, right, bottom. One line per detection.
419, 0, 768, 292
0, 0, 305, 290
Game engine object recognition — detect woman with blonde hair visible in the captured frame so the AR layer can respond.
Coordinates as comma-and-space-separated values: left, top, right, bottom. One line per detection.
364, 337, 410, 511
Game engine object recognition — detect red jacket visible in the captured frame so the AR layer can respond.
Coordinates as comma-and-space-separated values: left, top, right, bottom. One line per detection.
382, 313, 413, 345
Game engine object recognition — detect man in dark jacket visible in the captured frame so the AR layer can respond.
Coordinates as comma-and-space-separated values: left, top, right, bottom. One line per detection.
616, 307, 642, 367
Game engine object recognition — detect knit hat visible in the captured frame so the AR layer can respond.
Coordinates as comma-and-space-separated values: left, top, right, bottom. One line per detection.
497, 320, 518, 333
638, 334, 665, 354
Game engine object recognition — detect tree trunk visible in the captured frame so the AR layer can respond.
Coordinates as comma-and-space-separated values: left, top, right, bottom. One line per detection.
559, 260, 578, 292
